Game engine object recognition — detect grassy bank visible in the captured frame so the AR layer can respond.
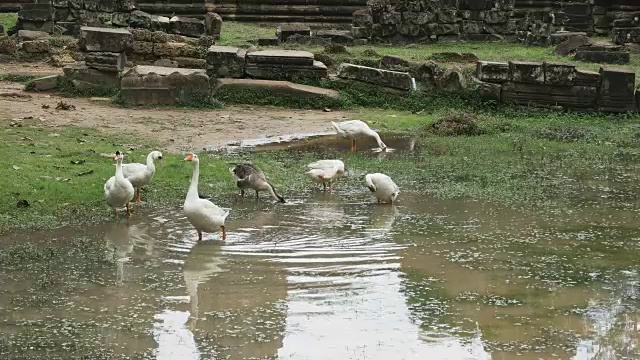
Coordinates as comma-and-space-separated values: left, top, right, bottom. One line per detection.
0, 13, 16, 31
3, 107, 640, 232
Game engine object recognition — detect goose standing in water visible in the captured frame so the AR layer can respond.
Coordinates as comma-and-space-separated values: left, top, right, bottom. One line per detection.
122, 150, 163, 203
229, 163, 286, 203
365, 173, 399, 204
104, 151, 135, 217
184, 153, 230, 241
331, 120, 387, 152
306, 159, 346, 193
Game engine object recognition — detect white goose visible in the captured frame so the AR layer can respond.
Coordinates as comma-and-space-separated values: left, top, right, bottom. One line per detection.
306, 159, 346, 192
122, 150, 163, 203
365, 173, 399, 204
331, 120, 387, 152
104, 151, 135, 217
183, 153, 229, 241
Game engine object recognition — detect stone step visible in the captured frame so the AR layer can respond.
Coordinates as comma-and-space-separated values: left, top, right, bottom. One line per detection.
212, 78, 339, 99
337, 63, 413, 91
245, 61, 328, 80
246, 50, 315, 66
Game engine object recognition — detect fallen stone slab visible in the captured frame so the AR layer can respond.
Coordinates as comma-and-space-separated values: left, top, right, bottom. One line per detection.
257, 38, 280, 46
315, 30, 354, 44
509, 61, 544, 84
598, 67, 636, 112
429, 52, 479, 63
543, 62, 576, 86
85, 52, 126, 72
79, 26, 133, 52
554, 34, 591, 56
277, 24, 311, 41
211, 78, 339, 100
574, 48, 630, 64
476, 61, 509, 83
244, 61, 328, 80
18, 30, 49, 41
170, 16, 205, 38
27, 75, 59, 91
18, 3, 52, 22
120, 65, 210, 105
246, 50, 315, 66
437, 68, 466, 92
337, 63, 413, 91
63, 62, 121, 89
206, 45, 246, 78
472, 78, 502, 101
612, 27, 640, 45
21, 40, 50, 53
549, 32, 588, 46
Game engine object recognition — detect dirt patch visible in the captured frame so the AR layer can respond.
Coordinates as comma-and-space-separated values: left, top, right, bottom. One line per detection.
0, 62, 62, 77
0, 83, 351, 152
426, 111, 485, 136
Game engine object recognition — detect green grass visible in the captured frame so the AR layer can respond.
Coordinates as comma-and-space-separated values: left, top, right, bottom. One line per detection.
0, 73, 37, 83
3, 106, 640, 232
218, 21, 275, 46
0, 12, 17, 31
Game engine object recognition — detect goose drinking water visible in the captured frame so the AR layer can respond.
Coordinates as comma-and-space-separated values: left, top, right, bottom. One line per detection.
331, 120, 387, 152
365, 173, 400, 204
229, 163, 286, 203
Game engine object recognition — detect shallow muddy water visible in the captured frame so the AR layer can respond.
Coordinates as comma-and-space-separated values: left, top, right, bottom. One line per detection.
2, 190, 640, 359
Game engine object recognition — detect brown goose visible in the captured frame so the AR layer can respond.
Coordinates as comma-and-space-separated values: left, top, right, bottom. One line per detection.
229, 163, 286, 203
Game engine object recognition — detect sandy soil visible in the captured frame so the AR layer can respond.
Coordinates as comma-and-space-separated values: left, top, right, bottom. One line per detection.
0, 82, 351, 152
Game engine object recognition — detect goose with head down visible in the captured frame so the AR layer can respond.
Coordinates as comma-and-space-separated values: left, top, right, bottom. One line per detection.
306, 159, 346, 193
104, 151, 135, 217
365, 173, 399, 205
229, 163, 285, 203
122, 150, 163, 203
184, 153, 230, 241
331, 120, 387, 152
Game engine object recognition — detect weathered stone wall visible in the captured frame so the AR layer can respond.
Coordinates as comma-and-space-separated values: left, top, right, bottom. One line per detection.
476, 60, 638, 113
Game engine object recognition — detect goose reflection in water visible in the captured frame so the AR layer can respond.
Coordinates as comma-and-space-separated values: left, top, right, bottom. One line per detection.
103, 221, 156, 286
182, 241, 228, 330
153, 310, 200, 360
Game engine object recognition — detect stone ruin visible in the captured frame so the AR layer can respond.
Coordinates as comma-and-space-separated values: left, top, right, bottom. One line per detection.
475, 60, 638, 113
349, 0, 640, 45
13, 0, 222, 38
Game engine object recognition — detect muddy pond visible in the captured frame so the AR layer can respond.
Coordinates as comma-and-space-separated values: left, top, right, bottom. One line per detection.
1, 137, 640, 360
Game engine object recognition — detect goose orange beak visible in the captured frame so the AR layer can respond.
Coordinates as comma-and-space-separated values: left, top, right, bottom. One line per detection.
184, 153, 194, 161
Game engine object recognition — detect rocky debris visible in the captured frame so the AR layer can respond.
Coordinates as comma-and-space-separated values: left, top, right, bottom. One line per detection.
18, 30, 49, 41
476, 61, 509, 83
257, 38, 280, 46
85, 52, 126, 72
205, 12, 223, 39
170, 16, 205, 38
284, 34, 327, 46
549, 32, 588, 46
0, 24, 4, 36
509, 61, 544, 84
21, 40, 50, 53
598, 67, 636, 112
79, 26, 133, 53
437, 68, 466, 92
337, 63, 413, 91
574, 45, 630, 64
277, 24, 311, 41
211, 78, 339, 100
543, 62, 577, 86
554, 35, 591, 57
120, 65, 210, 105
324, 44, 348, 54
28, 75, 60, 91
206, 45, 246, 78
56, 101, 76, 110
